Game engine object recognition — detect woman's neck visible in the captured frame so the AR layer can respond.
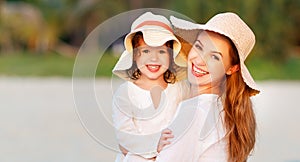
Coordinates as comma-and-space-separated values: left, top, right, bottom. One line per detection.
190, 84, 220, 97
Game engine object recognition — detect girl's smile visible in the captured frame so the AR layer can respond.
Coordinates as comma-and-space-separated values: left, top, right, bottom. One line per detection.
146, 64, 161, 73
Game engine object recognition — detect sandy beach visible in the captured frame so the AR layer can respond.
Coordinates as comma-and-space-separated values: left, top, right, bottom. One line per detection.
0, 77, 299, 162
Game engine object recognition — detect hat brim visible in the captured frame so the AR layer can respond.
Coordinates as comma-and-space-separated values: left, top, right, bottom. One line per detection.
240, 63, 260, 96
112, 50, 132, 80
170, 16, 259, 95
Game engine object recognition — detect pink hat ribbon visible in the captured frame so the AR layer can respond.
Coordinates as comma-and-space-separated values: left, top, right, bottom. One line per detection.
134, 20, 173, 33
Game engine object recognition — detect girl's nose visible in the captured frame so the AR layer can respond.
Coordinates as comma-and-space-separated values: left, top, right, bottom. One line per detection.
150, 52, 159, 61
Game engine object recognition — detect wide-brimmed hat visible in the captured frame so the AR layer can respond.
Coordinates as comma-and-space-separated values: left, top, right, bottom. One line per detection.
113, 12, 185, 81
170, 12, 260, 95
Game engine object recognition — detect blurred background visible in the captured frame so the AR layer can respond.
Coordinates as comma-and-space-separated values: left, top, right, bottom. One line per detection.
0, 0, 299, 78
0, 0, 300, 162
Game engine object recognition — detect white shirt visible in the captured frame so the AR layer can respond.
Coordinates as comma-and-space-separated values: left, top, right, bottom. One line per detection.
156, 94, 227, 162
112, 80, 190, 161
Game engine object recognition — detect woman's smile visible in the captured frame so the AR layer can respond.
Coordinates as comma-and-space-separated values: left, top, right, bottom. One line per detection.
191, 63, 209, 77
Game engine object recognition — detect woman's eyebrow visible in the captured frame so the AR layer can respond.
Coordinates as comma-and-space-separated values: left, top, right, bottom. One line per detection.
195, 40, 203, 46
196, 39, 223, 57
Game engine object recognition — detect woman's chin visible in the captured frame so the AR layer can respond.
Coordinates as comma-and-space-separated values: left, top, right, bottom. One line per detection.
188, 76, 201, 86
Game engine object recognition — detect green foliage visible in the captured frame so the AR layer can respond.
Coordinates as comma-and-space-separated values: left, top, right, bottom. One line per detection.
96, 52, 119, 77
0, 52, 75, 76
0, 51, 299, 80
247, 56, 300, 80
0, 51, 119, 77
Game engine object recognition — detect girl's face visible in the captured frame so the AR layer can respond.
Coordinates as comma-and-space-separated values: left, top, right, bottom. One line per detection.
187, 31, 235, 90
134, 38, 170, 81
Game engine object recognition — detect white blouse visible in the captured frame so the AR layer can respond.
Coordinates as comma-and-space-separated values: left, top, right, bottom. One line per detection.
112, 80, 190, 161
155, 94, 227, 162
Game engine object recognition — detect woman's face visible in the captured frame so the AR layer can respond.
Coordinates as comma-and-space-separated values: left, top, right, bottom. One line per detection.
187, 31, 234, 89
134, 38, 170, 81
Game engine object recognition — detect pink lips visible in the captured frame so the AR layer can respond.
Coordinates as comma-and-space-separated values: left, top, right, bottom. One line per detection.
191, 63, 209, 77
146, 64, 161, 72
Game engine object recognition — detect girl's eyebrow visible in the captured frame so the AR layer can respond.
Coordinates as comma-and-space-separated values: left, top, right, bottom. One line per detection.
138, 45, 149, 49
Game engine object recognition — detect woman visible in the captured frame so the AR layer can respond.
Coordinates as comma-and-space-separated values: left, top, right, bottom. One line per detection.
156, 12, 260, 162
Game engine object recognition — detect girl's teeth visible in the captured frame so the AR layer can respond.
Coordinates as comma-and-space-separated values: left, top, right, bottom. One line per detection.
147, 65, 160, 72
149, 65, 159, 69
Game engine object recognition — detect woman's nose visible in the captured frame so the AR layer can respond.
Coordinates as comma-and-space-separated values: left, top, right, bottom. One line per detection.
193, 51, 207, 66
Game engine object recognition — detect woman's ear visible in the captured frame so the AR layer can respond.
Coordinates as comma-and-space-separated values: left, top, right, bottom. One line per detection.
226, 64, 240, 75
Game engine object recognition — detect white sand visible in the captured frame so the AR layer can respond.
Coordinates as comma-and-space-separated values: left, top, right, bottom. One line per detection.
0, 77, 299, 162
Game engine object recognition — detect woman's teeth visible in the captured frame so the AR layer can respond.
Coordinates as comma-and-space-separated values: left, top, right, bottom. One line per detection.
193, 64, 208, 75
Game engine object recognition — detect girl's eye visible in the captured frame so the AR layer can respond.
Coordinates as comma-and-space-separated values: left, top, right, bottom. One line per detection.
141, 49, 150, 54
159, 50, 167, 54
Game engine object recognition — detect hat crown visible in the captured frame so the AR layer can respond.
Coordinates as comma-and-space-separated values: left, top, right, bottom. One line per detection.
205, 12, 255, 60
131, 12, 172, 31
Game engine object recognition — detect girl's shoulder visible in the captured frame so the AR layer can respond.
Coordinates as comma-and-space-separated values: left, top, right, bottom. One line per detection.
113, 81, 138, 98
115, 81, 149, 93
113, 81, 151, 102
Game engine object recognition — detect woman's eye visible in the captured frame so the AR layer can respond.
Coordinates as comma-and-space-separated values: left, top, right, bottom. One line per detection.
212, 54, 220, 61
194, 44, 202, 50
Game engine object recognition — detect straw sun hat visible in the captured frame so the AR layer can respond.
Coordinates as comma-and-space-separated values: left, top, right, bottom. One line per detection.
112, 12, 184, 81
170, 12, 260, 94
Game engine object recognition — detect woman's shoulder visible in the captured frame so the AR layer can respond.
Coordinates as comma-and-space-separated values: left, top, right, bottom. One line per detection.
179, 94, 220, 109
178, 95, 199, 108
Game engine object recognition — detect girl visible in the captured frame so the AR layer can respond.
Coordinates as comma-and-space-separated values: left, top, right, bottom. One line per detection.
156, 12, 260, 162
112, 12, 188, 162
